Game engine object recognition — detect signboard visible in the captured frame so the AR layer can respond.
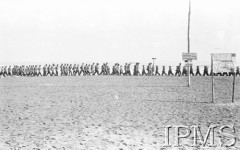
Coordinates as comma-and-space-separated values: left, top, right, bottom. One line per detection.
182, 53, 197, 60
212, 53, 236, 73
185, 62, 192, 66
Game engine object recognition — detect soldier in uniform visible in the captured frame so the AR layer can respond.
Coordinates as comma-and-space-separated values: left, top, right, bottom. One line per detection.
3, 66, 7, 77
46, 65, 51, 76
203, 66, 209, 76
91, 63, 95, 75
142, 65, 147, 75
182, 66, 187, 76
126, 63, 131, 75
124, 63, 128, 75
37, 65, 42, 76
155, 65, 160, 76
161, 66, 167, 76
72, 64, 76, 75
236, 66, 240, 76
195, 66, 201, 76
120, 65, 123, 75
175, 63, 181, 76
93, 63, 100, 75
168, 66, 174, 76
43, 65, 47, 76
190, 66, 194, 76
8, 66, 12, 76
55, 64, 58, 76
147, 63, 152, 76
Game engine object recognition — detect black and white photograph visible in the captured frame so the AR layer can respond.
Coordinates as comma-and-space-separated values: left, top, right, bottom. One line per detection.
0, 0, 240, 149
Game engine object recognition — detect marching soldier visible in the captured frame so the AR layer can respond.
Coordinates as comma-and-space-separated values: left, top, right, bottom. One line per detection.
79, 63, 84, 76
8, 66, 12, 76
55, 64, 58, 76
37, 65, 42, 76
195, 66, 201, 76
190, 66, 194, 76
72, 64, 77, 75
182, 66, 187, 76
93, 63, 100, 75
46, 65, 51, 76
68, 64, 72, 76
3, 66, 7, 77
236, 66, 240, 76
175, 63, 181, 76
155, 65, 160, 76
162, 66, 167, 76
120, 65, 124, 75
168, 66, 174, 76
203, 66, 209, 76
43, 65, 47, 76
142, 65, 147, 75
91, 63, 95, 75
147, 63, 152, 76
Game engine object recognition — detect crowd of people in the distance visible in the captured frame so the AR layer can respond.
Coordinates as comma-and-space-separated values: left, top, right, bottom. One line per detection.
0, 63, 239, 78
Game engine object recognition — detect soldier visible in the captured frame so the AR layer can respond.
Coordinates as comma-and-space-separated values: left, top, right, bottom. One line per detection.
120, 65, 124, 75
34, 65, 38, 76
46, 65, 51, 76
236, 67, 240, 76
136, 63, 140, 76
8, 66, 12, 76
161, 66, 167, 76
93, 63, 100, 75
43, 65, 47, 76
55, 64, 58, 76
168, 66, 174, 76
182, 66, 187, 76
106, 63, 110, 75
195, 66, 201, 76
37, 65, 42, 76
142, 65, 147, 75
3, 66, 7, 77
50, 64, 55, 76
68, 64, 73, 76
203, 66, 209, 76
126, 63, 131, 75
124, 63, 128, 75
147, 63, 152, 76
175, 63, 181, 76
91, 63, 95, 75
229, 67, 235, 76
133, 63, 140, 76
155, 65, 160, 76
72, 64, 76, 75
190, 66, 194, 76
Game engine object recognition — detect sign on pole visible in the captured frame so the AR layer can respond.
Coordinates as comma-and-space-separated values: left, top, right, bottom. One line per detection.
182, 53, 197, 60
182, 52, 197, 87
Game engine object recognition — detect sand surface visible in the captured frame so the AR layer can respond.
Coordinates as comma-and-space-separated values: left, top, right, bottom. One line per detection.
0, 76, 240, 150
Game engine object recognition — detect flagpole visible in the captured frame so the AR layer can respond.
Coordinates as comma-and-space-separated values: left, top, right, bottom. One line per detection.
187, 0, 191, 87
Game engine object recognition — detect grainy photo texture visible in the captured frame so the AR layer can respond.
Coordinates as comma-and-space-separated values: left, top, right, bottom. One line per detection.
0, 0, 240, 149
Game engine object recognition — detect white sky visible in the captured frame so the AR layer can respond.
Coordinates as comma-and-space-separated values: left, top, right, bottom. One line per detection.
0, 0, 240, 66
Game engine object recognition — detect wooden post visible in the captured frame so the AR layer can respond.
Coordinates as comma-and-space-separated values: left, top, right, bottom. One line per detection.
187, 0, 191, 87
232, 69, 236, 103
211, 54, 214, 103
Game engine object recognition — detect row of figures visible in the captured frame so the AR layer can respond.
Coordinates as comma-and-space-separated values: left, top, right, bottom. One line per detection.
0, 63, 240, 77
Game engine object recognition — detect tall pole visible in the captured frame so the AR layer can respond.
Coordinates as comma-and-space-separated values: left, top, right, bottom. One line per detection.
188, 0, 191, 53
187, 0, 191, 87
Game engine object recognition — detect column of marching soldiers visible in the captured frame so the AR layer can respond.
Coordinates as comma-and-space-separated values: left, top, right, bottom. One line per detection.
0, 63, 240, 77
